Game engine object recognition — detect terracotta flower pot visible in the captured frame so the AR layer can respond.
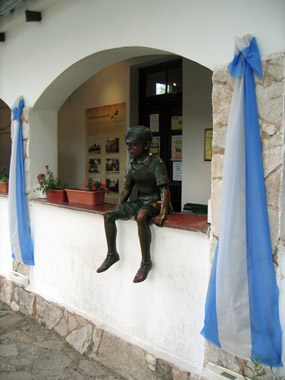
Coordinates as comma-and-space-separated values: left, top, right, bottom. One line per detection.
46, 189, 67, 202
65, 188, 105, 206
0, 182, 8, 194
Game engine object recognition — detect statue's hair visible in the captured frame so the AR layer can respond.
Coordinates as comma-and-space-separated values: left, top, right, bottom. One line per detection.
125, 125, 152, 144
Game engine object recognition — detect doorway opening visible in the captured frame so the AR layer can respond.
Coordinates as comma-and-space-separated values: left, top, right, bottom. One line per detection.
138, 59, 182, 211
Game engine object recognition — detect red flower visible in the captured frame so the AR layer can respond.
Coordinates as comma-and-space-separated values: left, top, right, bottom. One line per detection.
92, 186, 97, 191
102, 183, 106, 187
84, 183, 87, 188
45, 165, 49, 169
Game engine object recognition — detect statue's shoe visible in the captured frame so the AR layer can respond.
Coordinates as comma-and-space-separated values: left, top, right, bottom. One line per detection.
133, 261, 152, 283
97, 252, 120, 273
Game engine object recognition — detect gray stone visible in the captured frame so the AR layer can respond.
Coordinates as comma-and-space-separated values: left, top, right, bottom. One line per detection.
36, 296, 63, 329
54, 316, 68, 337
19, 288, 35, 317
267, 57, 285, 82
155, 358, 173, 380
10, 301, 20, 312
0, 279, 13, 305
66, 324, 93, 355
212, 69, 228, 83
172, 367, 190, 380
97, 331, 156, 380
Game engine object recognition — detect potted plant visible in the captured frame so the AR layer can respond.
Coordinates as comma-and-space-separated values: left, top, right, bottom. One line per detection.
0, 167, 9, 194
36, 165, 68, 202
65, 180, 109, 206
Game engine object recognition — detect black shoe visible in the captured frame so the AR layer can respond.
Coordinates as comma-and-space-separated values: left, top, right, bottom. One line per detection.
133, 261, 152, 283
97, 252, 120, 273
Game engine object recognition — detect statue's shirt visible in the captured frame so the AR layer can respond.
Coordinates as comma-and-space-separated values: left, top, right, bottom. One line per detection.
124, 153, 170, 204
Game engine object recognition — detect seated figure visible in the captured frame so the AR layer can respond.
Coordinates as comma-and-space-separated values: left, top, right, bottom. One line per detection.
97, 125, 171, 283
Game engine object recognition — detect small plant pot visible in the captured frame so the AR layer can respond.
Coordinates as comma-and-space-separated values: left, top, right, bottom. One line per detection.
0, 182, 8, 194
66, 188, 105, 206
46, 189, 67, 202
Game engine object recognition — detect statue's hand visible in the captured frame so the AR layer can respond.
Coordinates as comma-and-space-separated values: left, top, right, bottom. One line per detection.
154, 213, 168, 227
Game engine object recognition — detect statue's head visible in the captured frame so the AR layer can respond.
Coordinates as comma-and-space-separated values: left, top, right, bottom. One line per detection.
125, 125, 152, 146
125, 126, 152, 159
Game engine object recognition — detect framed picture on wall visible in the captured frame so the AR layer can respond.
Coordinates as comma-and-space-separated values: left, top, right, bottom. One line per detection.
88, 139, 101, 155
204, 129, 213, 161
106, 138, 119, 154
88, 158, 101, 174
106, 158, 119, 173
106, 178, 119, 193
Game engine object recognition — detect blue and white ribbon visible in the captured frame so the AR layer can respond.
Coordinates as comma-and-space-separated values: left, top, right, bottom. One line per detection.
201, 35, 282, 366
9, 97, 34, 265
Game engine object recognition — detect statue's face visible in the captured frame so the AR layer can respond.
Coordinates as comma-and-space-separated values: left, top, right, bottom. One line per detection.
126, 136, 146, 159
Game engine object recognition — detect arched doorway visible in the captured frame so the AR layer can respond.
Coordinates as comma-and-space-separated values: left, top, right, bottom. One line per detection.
0, 99, 11, 174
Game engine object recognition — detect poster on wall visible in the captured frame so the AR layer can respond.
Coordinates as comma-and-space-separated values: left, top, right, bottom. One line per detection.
150, 136, 160, 155
86, 103, 126, 203
149, 113, 159, 133
173, 161, 182, 181
171, 135, 182, 160
171, 116, 182, 131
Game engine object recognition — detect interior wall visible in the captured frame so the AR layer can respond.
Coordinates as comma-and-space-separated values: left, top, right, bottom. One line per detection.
182, 60, 213, 206
58, 60, 132, 187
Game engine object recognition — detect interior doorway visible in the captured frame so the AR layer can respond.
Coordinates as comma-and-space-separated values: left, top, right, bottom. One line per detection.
138, 59, 182, 211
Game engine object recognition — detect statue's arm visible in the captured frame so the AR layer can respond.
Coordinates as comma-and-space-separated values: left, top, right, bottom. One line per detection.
117, 183, 132, 205
154, 185, 170, 227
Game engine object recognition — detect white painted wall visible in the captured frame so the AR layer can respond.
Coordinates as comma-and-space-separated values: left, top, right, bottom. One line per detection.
182, 60, 212, 205
27, 201, 210, 375
0, 0, 284, 109
0, 197, 13, 277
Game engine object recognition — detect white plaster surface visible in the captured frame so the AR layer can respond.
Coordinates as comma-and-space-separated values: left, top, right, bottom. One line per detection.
27, 201, 210, 373
0, 0, 284, 108
0, 197, 13, 277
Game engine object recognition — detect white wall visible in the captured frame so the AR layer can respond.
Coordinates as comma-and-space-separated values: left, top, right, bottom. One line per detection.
0, 197, 13, 277
182, 59, 212, 205
28, 201, 210, 375
0, 0, 284, 109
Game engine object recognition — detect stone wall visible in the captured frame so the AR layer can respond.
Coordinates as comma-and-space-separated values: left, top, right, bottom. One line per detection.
207, 52, 285, 377
0, 276, 201, 380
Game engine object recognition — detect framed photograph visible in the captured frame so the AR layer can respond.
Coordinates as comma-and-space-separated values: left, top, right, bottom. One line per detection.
106, 158, 119, 173
88, 177, 101, 186
106, 138, 119, 154
88, 158, 101, 174
149, 113, 159, 133
204, 129, 213, 161
88, 139, 101, 155
106, 178, 119, 193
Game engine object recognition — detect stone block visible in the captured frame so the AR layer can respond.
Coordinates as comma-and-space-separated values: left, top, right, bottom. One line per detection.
97, 331, 157, 380
19, 288, 35, 317
267, 56, 285, 82
54, 316, 68, 337
66, 324, 93, 355
172, 367, 190, 380
212, 69, 228, 84
263, 145, 282, 177
0, 278, 13, 305
36, 296, 63, 329
211, 154, 224, 179
264, 166, 281, 209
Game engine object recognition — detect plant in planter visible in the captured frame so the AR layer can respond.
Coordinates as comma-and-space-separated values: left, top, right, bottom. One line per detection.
0, 167, 9, 194
65, 180, 109, 206
36, 165, 68, 202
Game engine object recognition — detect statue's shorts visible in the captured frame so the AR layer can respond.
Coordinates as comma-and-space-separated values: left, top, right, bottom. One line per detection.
108, 199, 161, 221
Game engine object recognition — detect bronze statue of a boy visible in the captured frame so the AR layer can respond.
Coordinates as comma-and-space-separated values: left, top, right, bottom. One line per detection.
97, 125, 171, 283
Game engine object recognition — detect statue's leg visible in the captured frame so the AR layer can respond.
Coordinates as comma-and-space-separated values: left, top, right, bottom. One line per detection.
133, 209, 153, 283
97, 210, 120, 273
